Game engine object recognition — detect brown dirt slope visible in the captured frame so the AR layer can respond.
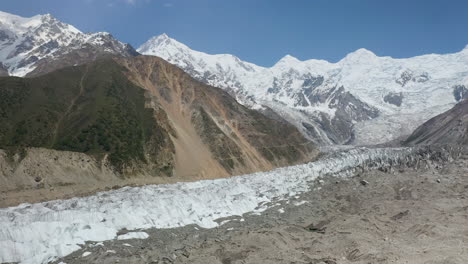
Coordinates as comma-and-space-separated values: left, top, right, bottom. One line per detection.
117, 55, 318, 177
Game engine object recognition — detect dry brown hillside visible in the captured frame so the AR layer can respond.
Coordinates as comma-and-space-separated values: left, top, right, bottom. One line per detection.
118, 55, 317, 178
0, 56, 317, 207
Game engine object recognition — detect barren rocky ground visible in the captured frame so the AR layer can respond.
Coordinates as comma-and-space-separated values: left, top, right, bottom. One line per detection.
54, 155, 468, 264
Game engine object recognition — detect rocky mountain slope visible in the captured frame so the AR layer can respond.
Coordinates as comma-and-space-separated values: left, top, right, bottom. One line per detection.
405, 99, 468, 145
0, 56, 317, 206
116, 56, 317, 176
0, 11, 138, 77
139, 34, 468, 145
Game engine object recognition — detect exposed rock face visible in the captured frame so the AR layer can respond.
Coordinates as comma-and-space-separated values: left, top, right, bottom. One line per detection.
405, 99, 468, 145
453, 85, 468, 102
384, 92, 403, 107
0, 56, 318, 205
295, 86, 379, 144
396, 70, 429, 87
0, 11, 138, 77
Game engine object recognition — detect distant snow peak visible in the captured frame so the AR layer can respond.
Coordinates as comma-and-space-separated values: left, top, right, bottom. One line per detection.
40, 13, 54, 21
351, 48, 376, 56
148, 33, 171, 45
341, 48, 377, 63
137, 33, 189, 55
274, 54, 301, 67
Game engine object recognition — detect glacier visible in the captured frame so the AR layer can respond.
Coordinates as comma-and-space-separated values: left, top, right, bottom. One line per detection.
0, 147, 457, 264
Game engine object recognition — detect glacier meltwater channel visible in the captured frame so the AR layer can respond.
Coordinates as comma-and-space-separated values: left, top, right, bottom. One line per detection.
1, 147, 422, 264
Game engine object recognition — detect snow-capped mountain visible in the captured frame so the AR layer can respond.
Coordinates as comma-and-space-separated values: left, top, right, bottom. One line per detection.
138, 33, 263, 98
139, 34, 468, 145
0, 11, 138, 77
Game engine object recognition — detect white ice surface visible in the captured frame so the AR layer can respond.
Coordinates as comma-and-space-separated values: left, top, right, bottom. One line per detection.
0, 147, 414, 264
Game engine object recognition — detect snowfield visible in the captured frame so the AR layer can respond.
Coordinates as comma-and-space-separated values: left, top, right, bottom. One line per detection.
0, 147, 426, 264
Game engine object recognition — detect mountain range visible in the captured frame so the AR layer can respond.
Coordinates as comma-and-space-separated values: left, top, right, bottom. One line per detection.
138, 34, 468, 145
1, 10, 467, 149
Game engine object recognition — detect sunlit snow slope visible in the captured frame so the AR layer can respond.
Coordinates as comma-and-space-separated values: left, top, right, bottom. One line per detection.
139, 34, 468, 145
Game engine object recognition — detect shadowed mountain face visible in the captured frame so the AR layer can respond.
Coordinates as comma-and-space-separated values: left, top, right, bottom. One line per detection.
404, 99, 468, 146
0, 56, 317, 198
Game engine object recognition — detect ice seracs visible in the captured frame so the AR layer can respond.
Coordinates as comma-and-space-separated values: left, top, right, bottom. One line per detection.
1, 147, 427, 264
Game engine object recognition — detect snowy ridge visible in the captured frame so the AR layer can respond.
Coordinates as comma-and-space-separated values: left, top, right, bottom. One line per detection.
0, 11, 134, 76
0, 146, 457, 264
138, 33, 263, 105
139, 34, 468, 145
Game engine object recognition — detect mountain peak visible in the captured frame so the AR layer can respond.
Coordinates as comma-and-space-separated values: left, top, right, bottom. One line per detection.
158, 33, 169, 39
274, 54, 301, 67
145, 33, 175, 47
137, 33, 189, 54
340, 48, 377, 63
350, 48, 376, 57
150, 33, 171, 43
41, 13, 53, 19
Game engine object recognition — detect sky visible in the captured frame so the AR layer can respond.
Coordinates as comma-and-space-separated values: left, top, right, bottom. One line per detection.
2, 0, 468, 66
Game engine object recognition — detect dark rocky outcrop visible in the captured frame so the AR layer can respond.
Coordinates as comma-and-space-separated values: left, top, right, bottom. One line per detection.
453, 85, 468, 102
384, 92, 403, 107
396, 70, 429, 87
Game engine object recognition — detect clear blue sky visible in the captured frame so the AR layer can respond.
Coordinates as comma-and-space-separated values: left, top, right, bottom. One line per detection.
2, 0, 468, 66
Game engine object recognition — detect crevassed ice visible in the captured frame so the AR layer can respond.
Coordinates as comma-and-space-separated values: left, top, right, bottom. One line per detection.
0, 147, 414, 264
